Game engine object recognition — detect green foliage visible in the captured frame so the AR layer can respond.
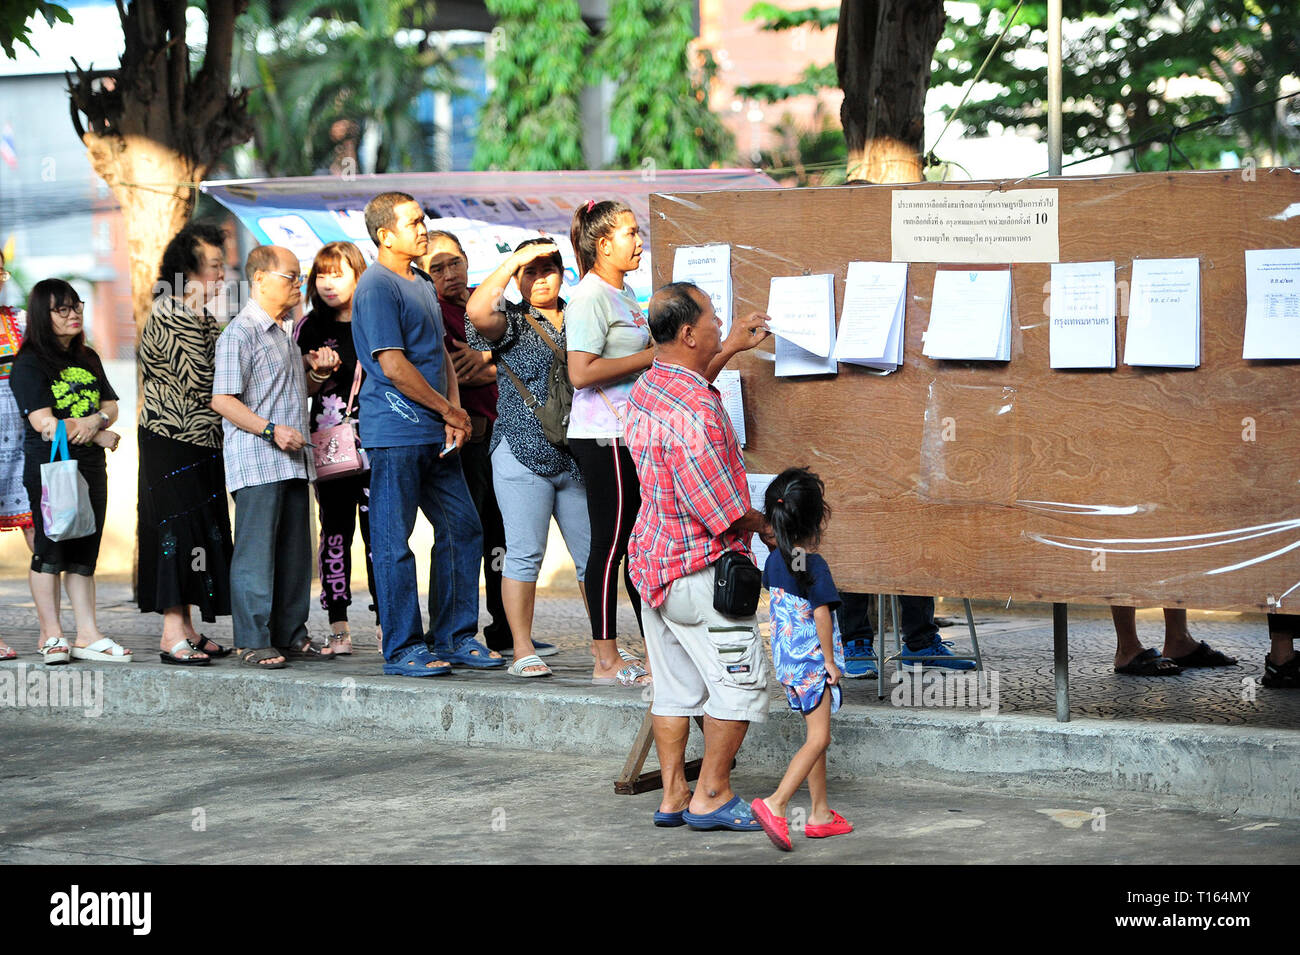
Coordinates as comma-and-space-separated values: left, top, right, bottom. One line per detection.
0, 1, 71, 59
736, 62, 837, 104
743, 3, 838, 32
755, 104, 847, 186
473, 0, 590, 171
931, 1, 1300, 170
593, 0, 734, 169
236, 0, 455, 176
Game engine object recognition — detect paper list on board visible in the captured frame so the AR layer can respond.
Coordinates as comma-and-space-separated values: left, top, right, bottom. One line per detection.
672, 244, 734, 337
833, 261, 907, 372
1123, 258, 1200, 368
1243, 248, 1300, 359
766, 274, 837, 359
713, 369, 746, 447
923, 269, 1011, 361
746, 473, 777, 570
1049, 261, 1116, 369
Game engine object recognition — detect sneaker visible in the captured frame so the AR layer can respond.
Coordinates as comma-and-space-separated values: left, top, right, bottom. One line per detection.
843, 640, 878, 680
1262, 652, 1300, 689
899, 637, 976, 671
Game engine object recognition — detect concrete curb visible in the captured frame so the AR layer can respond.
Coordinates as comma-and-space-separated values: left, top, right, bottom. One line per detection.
3, 659, 1297, 819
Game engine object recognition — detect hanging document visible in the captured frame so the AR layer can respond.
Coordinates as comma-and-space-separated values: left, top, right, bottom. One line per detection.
1123, 258, 1200, 368
1243, 248, 1300, 359
833, 262, 907, 372
747, 473, 777, 568
766, 274, 836, 358
923, 269, 1012, 361
714, 369, 746, 447
1049, 261, 1116, 368
673, 244, 734, 337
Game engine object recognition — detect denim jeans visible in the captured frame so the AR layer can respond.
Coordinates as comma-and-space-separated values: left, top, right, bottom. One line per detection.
369, 443, 483, 661
838, 593, 939, 651
229, 479, 311, 650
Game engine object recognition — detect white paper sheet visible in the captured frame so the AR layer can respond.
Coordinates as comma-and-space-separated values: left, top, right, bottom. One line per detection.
766, 274, 836, 358
775, 334, 838, 376
672, 244, 734, 338
833, 261, 907, 372
1049, 261, 1116, 369
1124, 258, 1200, 368
1243, 248, 1300, 359
923, 269, 1011, 361
714, 369, 746, 447
746, 473, 778, 570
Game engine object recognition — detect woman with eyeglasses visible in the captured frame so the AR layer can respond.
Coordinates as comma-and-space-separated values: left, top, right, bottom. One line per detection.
0, 249, 36, 659
296, 241, 374, 656
136, 223, 236, 665
10, 279, 127, 664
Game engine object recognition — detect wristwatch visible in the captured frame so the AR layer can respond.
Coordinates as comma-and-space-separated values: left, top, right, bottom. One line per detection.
261, 421, 276, 442
97, 411, 110, 428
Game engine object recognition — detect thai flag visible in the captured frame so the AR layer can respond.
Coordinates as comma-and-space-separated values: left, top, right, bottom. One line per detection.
0, 125, 16, 169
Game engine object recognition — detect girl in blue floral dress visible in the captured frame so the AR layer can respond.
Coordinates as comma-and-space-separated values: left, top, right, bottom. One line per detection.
751, 467, 854, 851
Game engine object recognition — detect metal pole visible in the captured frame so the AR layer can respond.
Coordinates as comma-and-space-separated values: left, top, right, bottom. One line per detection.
1047, 0, 1063, 176
1053, 602, 1070, 722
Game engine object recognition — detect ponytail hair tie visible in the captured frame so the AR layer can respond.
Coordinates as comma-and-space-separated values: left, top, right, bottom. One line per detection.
585, 199, 596, 212
777, 497, 784, 504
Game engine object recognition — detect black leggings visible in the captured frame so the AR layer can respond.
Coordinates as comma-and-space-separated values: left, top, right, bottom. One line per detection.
570, 437, 642, 641
315, 471, 376, 624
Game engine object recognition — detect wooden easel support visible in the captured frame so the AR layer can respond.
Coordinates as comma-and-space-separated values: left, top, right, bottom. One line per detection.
615, 712, 732, 795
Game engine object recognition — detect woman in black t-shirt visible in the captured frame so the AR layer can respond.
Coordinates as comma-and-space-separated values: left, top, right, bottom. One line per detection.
9, 279, 128, 665
296, 241, 375, 656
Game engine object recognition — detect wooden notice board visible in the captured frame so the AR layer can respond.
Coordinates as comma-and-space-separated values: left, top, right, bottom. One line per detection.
649, 169, 1300, 613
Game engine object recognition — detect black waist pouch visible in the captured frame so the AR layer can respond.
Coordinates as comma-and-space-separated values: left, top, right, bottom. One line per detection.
713, 550, 762, 618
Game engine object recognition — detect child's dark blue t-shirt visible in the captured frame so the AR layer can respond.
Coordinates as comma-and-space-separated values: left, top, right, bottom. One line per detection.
762, 551, 841, 611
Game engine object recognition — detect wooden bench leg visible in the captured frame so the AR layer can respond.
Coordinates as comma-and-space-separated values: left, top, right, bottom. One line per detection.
614, 712, 713, 795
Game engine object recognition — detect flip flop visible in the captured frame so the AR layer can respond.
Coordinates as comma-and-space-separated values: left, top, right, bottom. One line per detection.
507, 654, 552, 677
71, 637, 133, 663
683, 795, 762, 832
591, 663, 652, 687
0, 645, 18, 661
751, 798, 793, 850
1114, 646, 1181, 676
1170, 640, 1238, 668
439, 638, 506, 669
160, 638, 210, 666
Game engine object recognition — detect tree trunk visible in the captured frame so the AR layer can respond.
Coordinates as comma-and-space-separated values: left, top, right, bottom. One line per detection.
837, 0, 946, 184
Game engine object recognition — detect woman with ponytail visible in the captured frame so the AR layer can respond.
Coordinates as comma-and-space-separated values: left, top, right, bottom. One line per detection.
564, 200, 654, 686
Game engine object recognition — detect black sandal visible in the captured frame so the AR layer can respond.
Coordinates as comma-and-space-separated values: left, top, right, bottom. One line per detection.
282, 638, 333, 662
189, 634, 232, 658
1169, 640, 1238, 668
1114, 647, 1182, 676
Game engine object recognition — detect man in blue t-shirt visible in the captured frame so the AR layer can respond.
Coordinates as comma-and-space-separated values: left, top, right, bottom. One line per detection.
351, 191, 505, 675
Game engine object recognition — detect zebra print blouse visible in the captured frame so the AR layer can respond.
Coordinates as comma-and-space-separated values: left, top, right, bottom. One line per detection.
138, 295, 223, 448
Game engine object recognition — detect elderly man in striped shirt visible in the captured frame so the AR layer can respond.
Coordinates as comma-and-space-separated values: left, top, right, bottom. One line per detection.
625, 281, 772, 833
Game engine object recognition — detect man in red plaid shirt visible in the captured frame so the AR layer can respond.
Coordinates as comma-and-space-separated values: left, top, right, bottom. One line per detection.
626, 281, 773, 833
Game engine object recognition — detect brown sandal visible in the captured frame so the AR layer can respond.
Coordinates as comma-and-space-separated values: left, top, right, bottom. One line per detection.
283, 638, 333, 662
236, 646, 288, 669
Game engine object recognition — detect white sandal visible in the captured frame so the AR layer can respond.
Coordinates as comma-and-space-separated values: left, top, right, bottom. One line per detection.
508, 654, 552, 678
71, 637, 133, 663
40, 636, 71, 665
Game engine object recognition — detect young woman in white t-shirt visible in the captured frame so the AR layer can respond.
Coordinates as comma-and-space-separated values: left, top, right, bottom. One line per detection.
565, 200, 654, 687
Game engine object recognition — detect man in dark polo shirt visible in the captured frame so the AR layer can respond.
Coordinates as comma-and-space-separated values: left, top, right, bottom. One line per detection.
421, 229, 515, 655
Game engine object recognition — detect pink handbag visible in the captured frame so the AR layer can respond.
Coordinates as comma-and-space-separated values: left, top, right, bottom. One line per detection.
312, 362, 369, 481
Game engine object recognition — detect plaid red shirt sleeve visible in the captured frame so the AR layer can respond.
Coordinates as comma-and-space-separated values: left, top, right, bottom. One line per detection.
626, 360, 751, 608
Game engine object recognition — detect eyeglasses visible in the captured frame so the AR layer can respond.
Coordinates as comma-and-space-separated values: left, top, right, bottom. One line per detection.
270, 270, 304, 286
53, 301, 85, 317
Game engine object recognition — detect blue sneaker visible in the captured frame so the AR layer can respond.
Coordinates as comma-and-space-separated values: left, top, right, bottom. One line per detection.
899, 637, 976, 671
843, 640, 878, 679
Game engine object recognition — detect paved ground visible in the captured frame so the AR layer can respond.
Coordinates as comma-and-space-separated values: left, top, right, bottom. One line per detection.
2, 722, 1296, 866
1, 581, 1294, 728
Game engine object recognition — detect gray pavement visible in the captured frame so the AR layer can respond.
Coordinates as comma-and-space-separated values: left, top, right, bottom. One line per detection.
2, 722, 1297, 865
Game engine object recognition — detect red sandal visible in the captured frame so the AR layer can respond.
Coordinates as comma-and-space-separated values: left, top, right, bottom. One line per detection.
805, 810, 854, 839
